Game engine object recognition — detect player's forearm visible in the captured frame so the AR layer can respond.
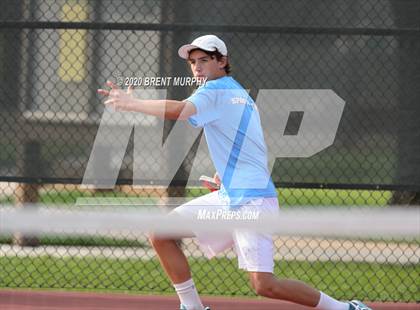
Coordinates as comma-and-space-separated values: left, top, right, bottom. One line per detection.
126, 98, 186, 120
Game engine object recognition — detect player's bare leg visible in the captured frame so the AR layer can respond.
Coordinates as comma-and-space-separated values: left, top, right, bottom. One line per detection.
248, 272, 352, 309
148, 234, 191, 283
249, 272, 320, 306
149, 234, 206, 309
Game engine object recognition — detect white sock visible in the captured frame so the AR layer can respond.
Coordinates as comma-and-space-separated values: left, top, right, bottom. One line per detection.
173, 278, 204, 310
315, 292, 349, 310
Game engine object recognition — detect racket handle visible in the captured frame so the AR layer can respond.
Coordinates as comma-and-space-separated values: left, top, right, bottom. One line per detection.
199, 175, 220, 191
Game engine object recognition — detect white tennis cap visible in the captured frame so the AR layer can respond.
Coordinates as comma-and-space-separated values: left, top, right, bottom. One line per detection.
178, 35, 228, 59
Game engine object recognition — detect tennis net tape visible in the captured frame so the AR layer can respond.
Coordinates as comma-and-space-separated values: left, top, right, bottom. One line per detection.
1, 203, 418, 239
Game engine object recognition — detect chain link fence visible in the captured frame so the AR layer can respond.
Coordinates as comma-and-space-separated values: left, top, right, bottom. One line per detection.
0, 0, 419, 303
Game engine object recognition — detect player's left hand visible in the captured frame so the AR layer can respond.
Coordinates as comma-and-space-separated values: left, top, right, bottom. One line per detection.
98, 80, 135, 111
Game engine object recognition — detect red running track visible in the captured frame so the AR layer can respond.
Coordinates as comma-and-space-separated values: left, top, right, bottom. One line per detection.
0, 289, 418, 310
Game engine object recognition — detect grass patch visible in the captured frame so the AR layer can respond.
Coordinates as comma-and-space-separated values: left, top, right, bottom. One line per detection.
0, 235, 147, 248
277, 188, 392, 206
187, 188, 392, 206
0, 195, 13, 204
0, 256, 417, 302
1, 188, 392, 206
39, 190, 136, 205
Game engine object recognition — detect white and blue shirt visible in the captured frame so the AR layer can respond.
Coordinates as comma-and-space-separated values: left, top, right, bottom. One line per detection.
187, 76, 277, 207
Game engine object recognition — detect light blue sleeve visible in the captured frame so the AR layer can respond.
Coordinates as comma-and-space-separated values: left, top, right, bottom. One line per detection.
186, 86, 221, 128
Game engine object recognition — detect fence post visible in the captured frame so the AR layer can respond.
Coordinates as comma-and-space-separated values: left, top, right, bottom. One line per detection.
13, 140, 41, 247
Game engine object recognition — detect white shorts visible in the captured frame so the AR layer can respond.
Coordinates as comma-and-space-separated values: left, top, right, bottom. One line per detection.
172, 191, 279, 273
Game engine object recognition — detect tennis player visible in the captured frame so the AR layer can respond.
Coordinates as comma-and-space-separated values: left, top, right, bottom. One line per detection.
98, 35, 372, 310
